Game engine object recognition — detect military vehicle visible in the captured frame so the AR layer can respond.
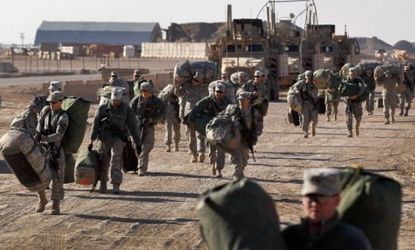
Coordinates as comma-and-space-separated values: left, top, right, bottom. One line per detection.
208, 1, 361, 100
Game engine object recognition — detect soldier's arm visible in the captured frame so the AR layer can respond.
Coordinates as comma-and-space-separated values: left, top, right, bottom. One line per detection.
151, 98, 167, 123
36, 106, 48, 135
41, 113, 69, 143
253, 110, 264, 138
188, 97, 209, 122
90, 105, 105, 141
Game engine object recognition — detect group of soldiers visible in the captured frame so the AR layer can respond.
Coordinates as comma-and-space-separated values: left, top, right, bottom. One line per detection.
293, 64, 414, 138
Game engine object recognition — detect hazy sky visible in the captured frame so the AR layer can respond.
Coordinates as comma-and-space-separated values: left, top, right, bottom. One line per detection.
1, 0, 414, 46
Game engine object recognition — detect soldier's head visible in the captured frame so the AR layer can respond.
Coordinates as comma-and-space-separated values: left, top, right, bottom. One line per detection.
47, 91, 65, 111
366, 69, 372, 77
404, 66, 410, 72
348, 67, 357, 80
140, 81, 154, 99
384, 71, 391, 79
214, 82, 226, 100
111, 71, 118, 79
253, 70, 265, 84
297, 73, 305, 81
230, 72, 240, 84
304, 70, 313, 82
237, 91, 251, 110
133, 69, 140, 80
48, 81, 62, 94
192, 72, 202, 85
301, 168, 341, 224
238, 71, 247, 84
221, 72, 228, 81
110, 87, 124, 107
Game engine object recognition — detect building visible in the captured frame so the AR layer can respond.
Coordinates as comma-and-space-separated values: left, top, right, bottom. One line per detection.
34, 21, 162, 57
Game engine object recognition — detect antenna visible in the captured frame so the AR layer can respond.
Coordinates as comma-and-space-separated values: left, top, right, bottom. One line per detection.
20, 33, 25, 48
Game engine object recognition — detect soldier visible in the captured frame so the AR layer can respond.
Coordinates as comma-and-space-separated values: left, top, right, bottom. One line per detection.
130, 82, 166, 176
242, 70, 269, 101
188, 82, 231, 177
35, 91, 69, 215
175, 72, 208, 163
228, 91, 263, 180
108, 71, 130, 102
363, 69, 376, 115
344, 68, 366, 137
380, 71, 399, 124
158, 84, 181, 152
132, 69, 150, 97
292, 70, 318, 138
325, 74, 340, 122
282, 168, 372, 250
89, 87, 141, 194
399, 66, 414, 116
238, 71, 248, 85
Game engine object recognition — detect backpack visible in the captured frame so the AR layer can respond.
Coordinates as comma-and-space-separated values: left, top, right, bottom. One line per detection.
197, 178, 288, 250
206, 108, 241, 153
338, 167, 402, 250
251, 97, 269, 116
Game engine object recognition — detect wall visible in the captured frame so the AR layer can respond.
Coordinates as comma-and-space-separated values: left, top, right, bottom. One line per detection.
141, 42, 208, 59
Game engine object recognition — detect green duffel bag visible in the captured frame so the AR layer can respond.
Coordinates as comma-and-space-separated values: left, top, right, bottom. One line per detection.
61, 96, 91, 154
197, 178, 287, 250
313, 69, 331, 89
64, 153, 75, 183
184, 111, 211, 137
75, 149, 100, 186
338, 167, 402, 250
338, 81, 360, 97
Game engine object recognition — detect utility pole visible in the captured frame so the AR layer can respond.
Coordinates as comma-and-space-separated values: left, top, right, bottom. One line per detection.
20, 33, 25, 48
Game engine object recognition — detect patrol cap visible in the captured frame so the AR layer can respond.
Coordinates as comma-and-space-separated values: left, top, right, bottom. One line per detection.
304, 70, 313, 79
140, 81, 154, 93
349, 67, 357, 74
254, 70, 265, 77
111, 71, 118, 77
301, 168, 340, 196
133, 69, 140, 76
111, 87, 124, 101
230, 72, 239, 83
48, 81, 62, 91
221, 72, 227, 77
238, 71, 247, 78
215, 82, 226, 92
237, 91, 251, 100
47, 91, 65, 102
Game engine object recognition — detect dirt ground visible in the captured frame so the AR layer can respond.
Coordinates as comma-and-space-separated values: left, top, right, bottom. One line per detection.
0, 83, 415, 250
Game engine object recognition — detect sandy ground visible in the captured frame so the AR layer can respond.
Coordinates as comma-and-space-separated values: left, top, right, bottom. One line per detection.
0, 83, 415, 249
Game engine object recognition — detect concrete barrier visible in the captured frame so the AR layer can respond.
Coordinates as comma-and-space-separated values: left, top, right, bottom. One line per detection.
63, 80, 103, 103
142, 72, 173, 91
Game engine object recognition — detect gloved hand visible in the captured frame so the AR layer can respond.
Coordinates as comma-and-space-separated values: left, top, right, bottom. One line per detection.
88, 143, 93, 152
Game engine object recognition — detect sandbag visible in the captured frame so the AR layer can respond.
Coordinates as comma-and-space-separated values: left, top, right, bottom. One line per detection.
206, 116, 241, 153
75, 149, 100, 186
338, 167, 401, 250
197, 178, 287, 250
287, 86, 302, 113
61, 96, 90, 154
173, 60, 217, 86
123, 140, 138, 173
0, 129, 51, 192
64, 153, 75, 183
313, 69, 331, 89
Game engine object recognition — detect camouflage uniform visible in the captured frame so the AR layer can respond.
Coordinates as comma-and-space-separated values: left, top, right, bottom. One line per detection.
130, 90, 166, 175
292, 78, 318, 138
175, 80, 208, 161
239, 80, 270, 101
158, 84, 181, 151
229, 104, 263, 179
325, 73, 341, 121
381, 77, 399, 124
90, 98, 140, 191
344, 77, 365, 137
399, 69, 414, 116
362, 72, 376, 115
189, 86, 231, 173
36, 100, 69, 209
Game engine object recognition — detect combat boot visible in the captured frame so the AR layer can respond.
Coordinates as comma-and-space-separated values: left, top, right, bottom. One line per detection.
174, 143, 179, 151
165, 145, 171, 152
198, 153, 205, 163
399, 110, 404, 116
311, 127, 316, 137
99, 182, 107, 193
391, 116, 395, 123
190, 154, 197, 163
51, 199, 60, 215
334, 114, 337, 121
211, 163, 216, 176
384, 118, 390, 125
326, 115, 330, 122
404, 109, 409, 116
356, 126, 360, 136
36, 190, 48, 213
303, 132, 308, 138
216, 169, 223, 178
112, 184, 120, 194
347, 130, 353, 138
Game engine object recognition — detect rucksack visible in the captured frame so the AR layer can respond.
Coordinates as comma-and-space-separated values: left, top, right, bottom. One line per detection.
197, 178, 288, 250
338, 167, 402, 250
206, 111, 241, 153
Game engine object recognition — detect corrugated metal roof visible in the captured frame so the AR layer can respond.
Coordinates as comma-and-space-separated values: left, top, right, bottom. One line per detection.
34, 21, 160, 46
38, 21, 158, 32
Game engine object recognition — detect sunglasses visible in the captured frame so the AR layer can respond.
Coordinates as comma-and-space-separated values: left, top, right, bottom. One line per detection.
254, 75, 262, 78
50, 101, 60, 104
215, 91, 224, 94
303, 194, 333, 204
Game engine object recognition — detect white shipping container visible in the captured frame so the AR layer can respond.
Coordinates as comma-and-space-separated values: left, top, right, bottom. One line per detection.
123, 45, 135, 58
141, 42, 208, 59
61, 46, 78, 56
